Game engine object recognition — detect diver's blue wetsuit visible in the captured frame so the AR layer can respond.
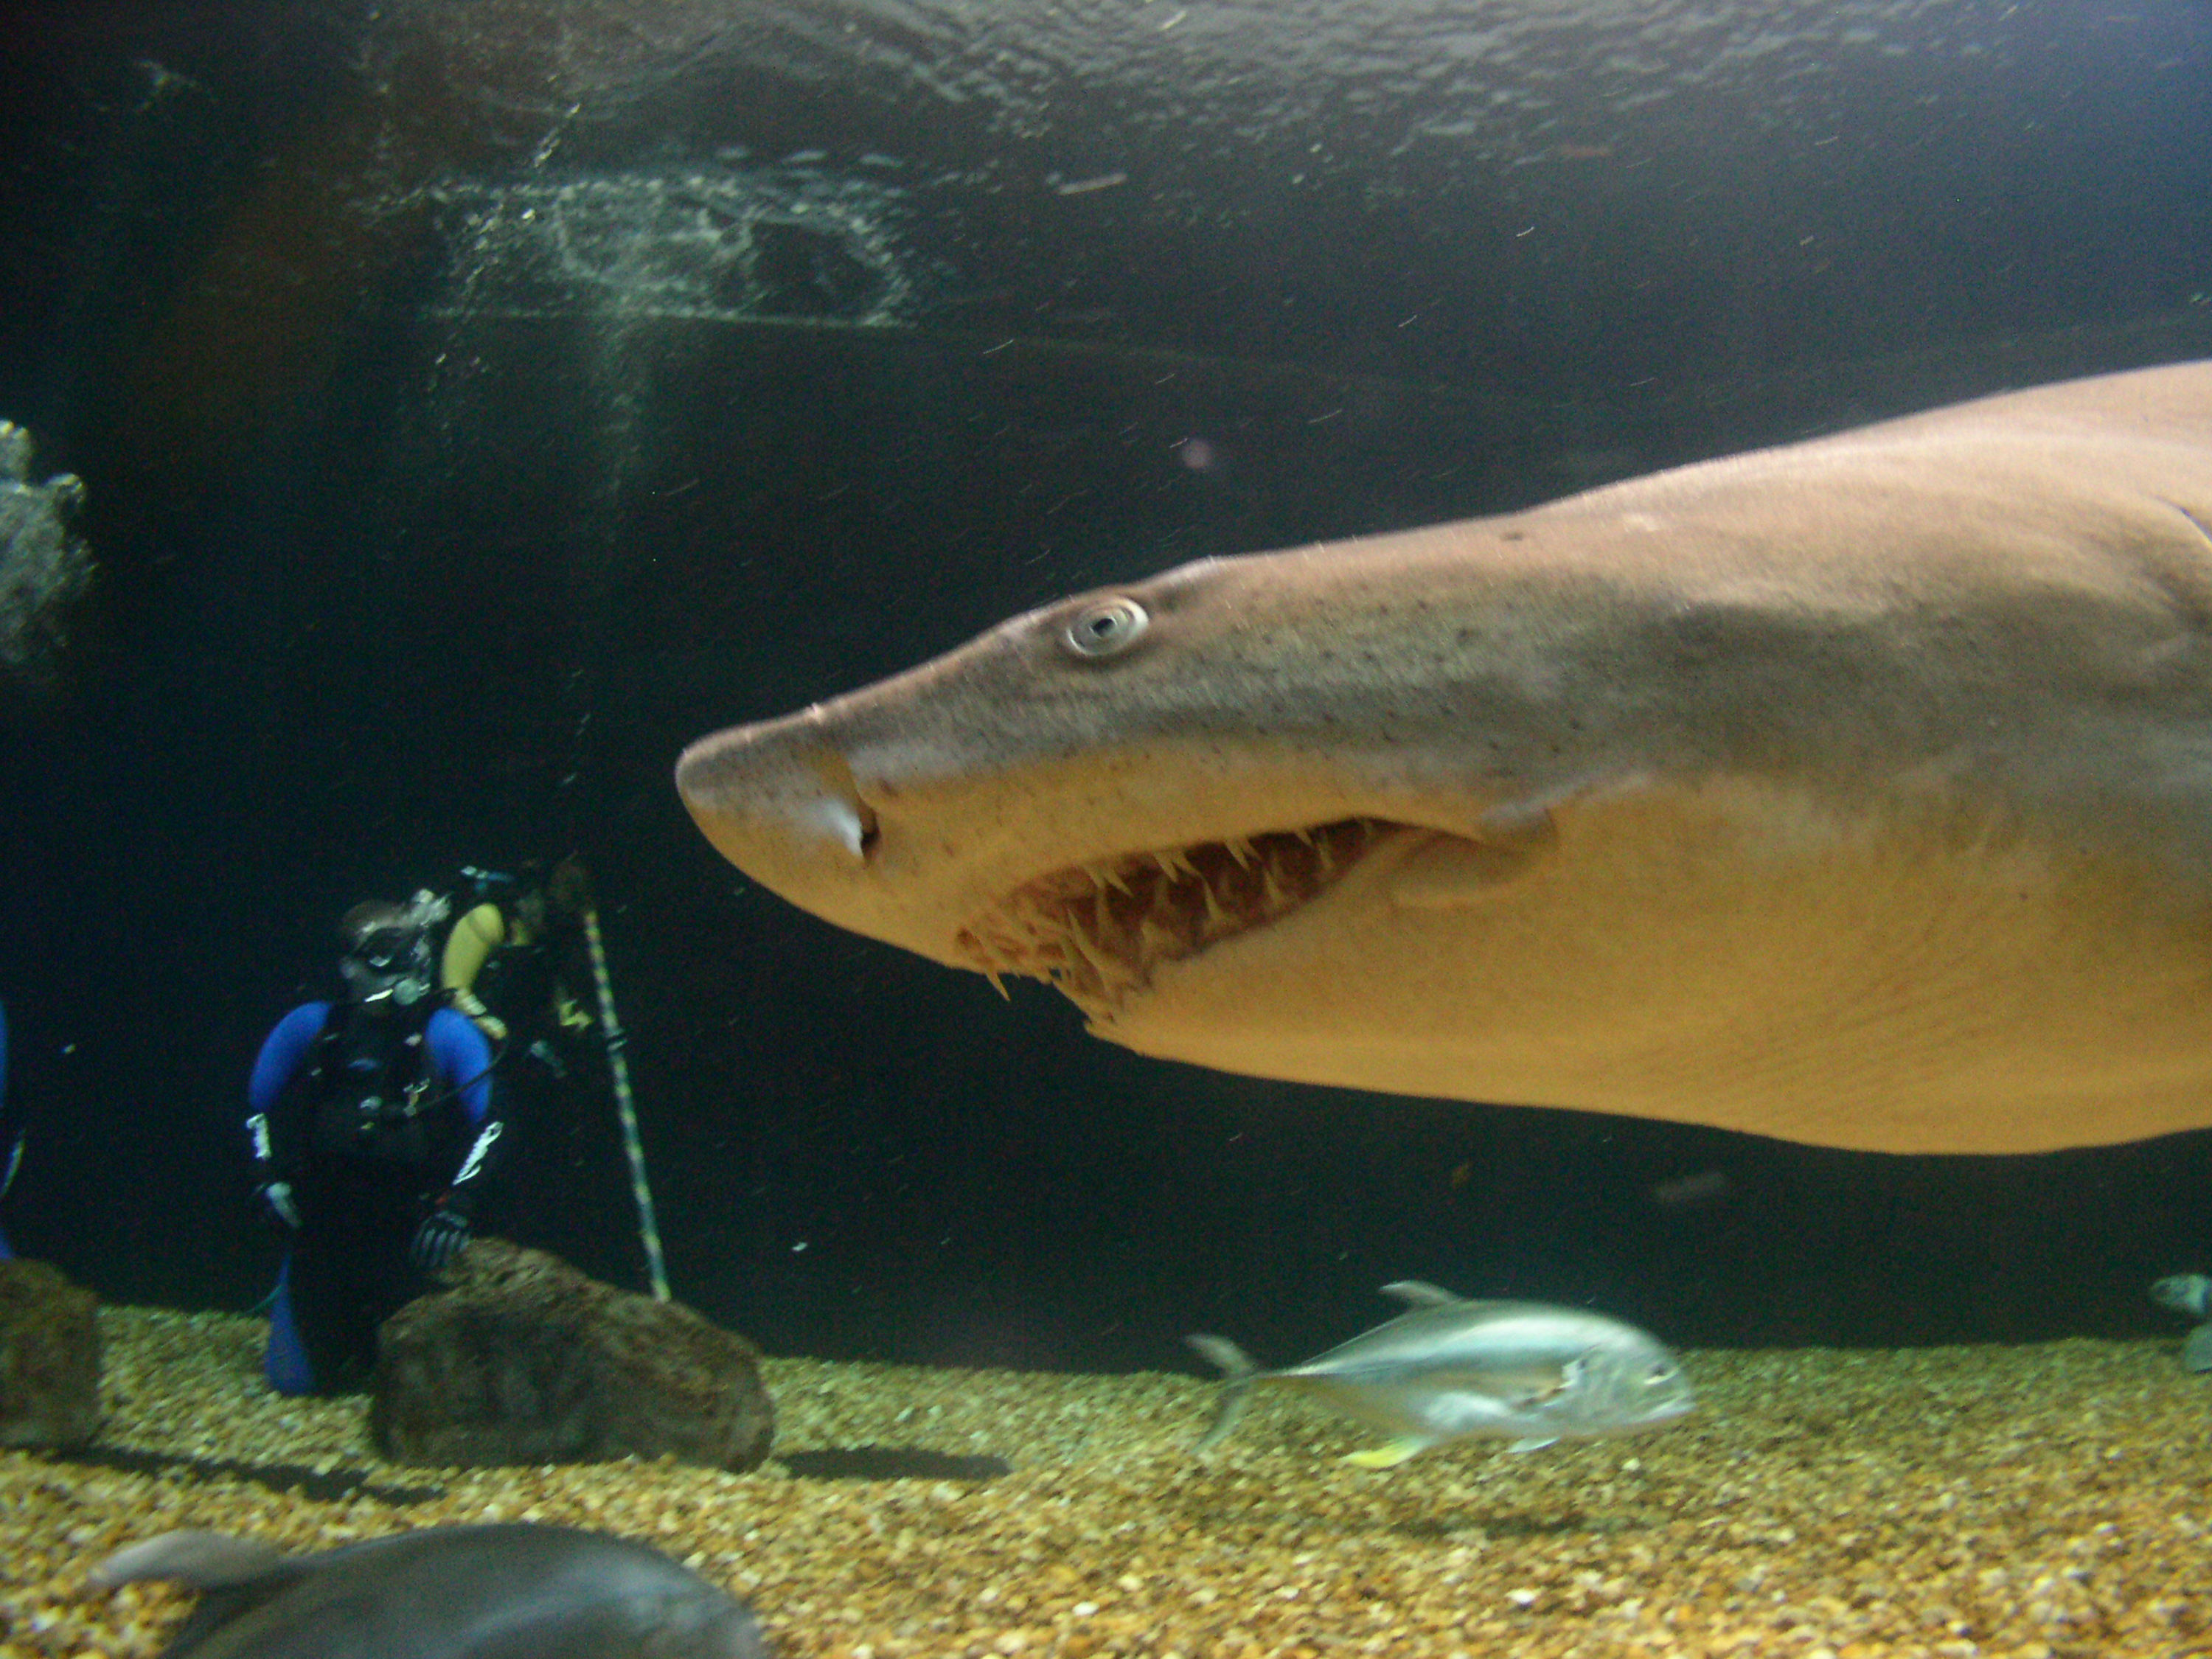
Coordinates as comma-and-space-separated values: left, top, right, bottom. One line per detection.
246, 999, 496, 1395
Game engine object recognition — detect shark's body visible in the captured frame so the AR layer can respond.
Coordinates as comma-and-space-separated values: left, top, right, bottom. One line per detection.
679, 361, 2212, 1154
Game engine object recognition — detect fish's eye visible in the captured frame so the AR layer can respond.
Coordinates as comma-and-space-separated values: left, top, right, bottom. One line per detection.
1060, 596, 1150, 660
1644, 1361, 1677, 1385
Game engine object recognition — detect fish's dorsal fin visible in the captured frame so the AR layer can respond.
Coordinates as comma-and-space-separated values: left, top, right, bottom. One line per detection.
91, 1531, 312, 1659
1378, 1279, 1462, 1308
90, 1530, 291, 1590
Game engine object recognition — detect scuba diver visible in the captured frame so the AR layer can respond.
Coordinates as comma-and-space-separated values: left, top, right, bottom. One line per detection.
441, 858, 599, 1200
445, 855, 672, 1302
442, 855, 596, 1052
245, 894, 501, 1396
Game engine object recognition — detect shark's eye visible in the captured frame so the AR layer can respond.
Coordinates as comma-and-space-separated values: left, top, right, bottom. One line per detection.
1061, 597, 1149, 659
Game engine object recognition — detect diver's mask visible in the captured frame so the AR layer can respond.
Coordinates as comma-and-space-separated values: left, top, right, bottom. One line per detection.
338, 889, 451, 1009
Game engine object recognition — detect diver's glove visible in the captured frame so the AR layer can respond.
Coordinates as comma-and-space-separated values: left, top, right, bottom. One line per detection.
252, 1179, 302, 1234
408, 1203, 473, 1272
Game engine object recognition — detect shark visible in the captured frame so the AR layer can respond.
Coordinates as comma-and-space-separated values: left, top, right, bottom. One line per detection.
88, 1523, 766, 1658
677, 360, 2212, 1155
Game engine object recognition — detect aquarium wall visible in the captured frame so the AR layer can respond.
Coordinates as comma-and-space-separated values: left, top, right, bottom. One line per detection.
2, 0, 2211, 1370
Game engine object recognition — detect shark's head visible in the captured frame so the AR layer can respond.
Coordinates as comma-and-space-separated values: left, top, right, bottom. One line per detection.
676, 539, 1577, 1036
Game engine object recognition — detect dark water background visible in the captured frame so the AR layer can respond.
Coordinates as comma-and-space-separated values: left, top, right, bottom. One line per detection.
3, 1, 2212, 1373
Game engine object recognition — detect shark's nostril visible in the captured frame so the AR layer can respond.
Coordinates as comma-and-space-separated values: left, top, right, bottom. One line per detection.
790, 748, 878, 859
797, 795, 873, 858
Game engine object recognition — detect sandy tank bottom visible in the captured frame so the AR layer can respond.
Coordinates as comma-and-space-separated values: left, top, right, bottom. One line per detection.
1, 1307, 2208, 1658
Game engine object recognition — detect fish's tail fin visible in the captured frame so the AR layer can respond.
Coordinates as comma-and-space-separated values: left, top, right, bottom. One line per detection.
1187, 1333, 1261, 1453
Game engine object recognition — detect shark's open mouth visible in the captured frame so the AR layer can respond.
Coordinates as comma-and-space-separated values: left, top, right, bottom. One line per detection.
953, 818, 1390, 1012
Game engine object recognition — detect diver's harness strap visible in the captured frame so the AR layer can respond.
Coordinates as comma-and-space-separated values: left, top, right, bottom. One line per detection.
307, 1001, 445, 1165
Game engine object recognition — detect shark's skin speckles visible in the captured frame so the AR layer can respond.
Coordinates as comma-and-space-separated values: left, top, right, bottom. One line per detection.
680, 361, 2212, 1155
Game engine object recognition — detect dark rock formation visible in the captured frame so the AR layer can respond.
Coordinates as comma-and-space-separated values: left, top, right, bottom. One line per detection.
369, 1239, 773, 1471
0, 1259, 101, 1447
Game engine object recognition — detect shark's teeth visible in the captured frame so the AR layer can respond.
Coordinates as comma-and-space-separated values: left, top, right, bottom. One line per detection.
953, 818, 1385, 1015
1065, 923, 1123, 988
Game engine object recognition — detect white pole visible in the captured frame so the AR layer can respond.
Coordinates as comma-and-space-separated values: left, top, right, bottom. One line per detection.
581, 905, 670, 1301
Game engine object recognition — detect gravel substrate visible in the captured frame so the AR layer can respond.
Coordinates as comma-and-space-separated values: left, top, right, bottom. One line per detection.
4, 1306, 2211, 1657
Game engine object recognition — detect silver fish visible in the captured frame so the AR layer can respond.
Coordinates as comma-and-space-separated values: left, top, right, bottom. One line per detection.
1187, 1280, 1694, 1467
2149, 1273, 2212, 1372
88, 1523, 766, 1658
2151, 1272, 2212, 1318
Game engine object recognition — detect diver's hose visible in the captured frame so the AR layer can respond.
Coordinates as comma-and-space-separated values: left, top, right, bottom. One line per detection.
582, 906, 671, 1301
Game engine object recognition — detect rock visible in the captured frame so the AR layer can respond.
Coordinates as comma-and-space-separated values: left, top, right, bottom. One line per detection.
0, 420, 93, 683
369, 1239, 773, 1470
0, 1259, 102, 1448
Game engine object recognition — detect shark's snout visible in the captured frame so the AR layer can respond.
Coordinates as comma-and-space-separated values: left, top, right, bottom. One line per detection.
678, 706, 1016, 967
676, 714, 879, 884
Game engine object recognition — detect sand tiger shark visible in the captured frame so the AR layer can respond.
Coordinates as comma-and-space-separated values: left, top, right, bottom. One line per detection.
678, 360, 2212, 1155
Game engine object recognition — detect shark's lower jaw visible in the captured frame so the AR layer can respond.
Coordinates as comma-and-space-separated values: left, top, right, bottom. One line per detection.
954, 818, 1393, 1015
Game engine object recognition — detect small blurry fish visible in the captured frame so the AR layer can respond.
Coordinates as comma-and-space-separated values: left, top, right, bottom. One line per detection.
2149, 1272, 2212, 1372
2151, 1272, 2211, 1316
1188, 1281, 1694, 1467
88, 1522, 767, 1658
1648, 1168, 1733, 1210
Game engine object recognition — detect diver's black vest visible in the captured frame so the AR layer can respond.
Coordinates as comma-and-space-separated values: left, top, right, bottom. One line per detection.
471, 897, 574, 1046
305, 999, 448, 1167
